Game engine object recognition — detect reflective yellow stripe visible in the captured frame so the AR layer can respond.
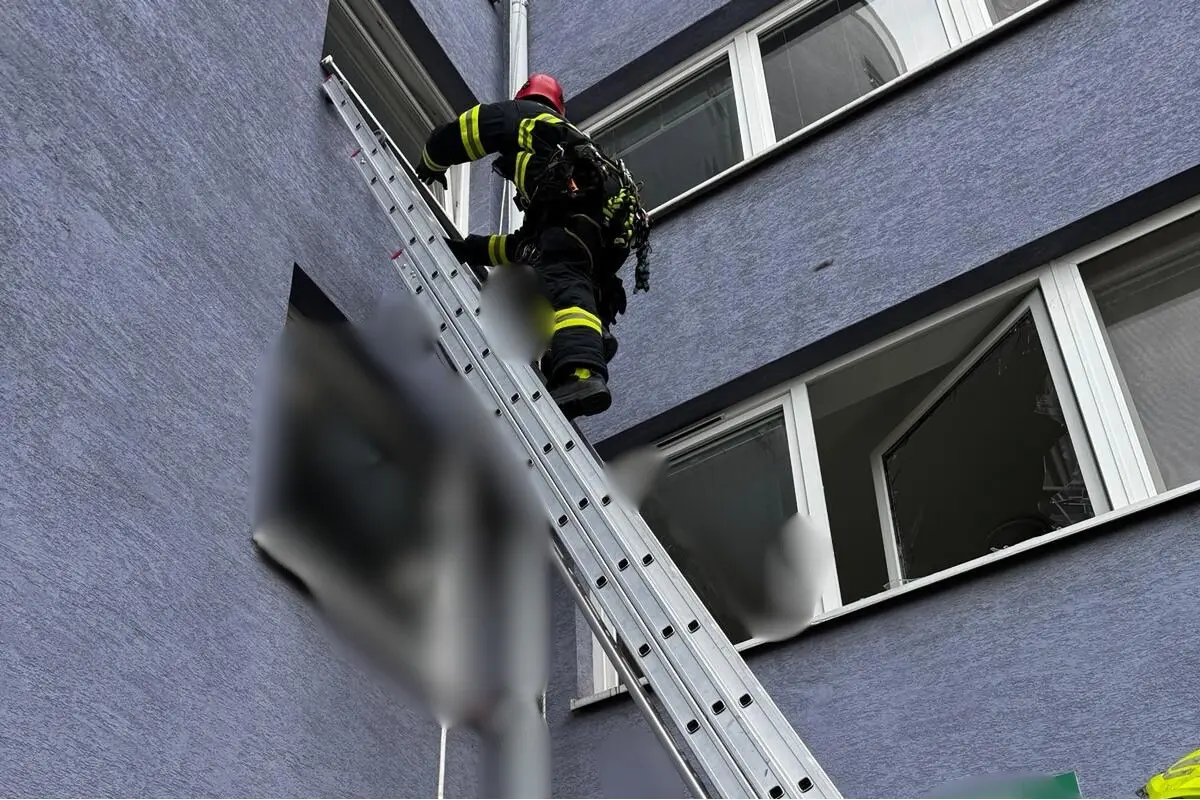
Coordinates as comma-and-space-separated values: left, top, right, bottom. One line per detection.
515, 152, 531, 197
458, 106, 484, 160
485, 235, 511, 265
518, 118, 534, 151
552, 306, 602, 335
518, 113, 563, 151
422, 148, 448, 172
470, 106, 483, 158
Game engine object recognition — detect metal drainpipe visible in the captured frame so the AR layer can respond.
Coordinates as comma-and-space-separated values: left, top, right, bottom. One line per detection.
505, 0, 544, 727
500, 0, 529, 235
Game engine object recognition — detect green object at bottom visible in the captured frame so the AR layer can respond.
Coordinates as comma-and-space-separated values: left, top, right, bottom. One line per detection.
1000, 772, 1082, 798
927, 771, 1082, 798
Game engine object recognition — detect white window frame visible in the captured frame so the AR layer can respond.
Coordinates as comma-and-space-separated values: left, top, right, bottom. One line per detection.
586, 389, 842, 695
868, 288, 1110, 588
329, 0, 471, 234
584, 46, 756, 214
580, 0, 1057, 214
579, 195, 1200, 705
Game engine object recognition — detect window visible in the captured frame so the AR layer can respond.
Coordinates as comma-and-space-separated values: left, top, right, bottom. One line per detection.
806, 288, 1104, 598
759, 0, 952, 140
592, 58, 745, 211
583, 0, 1054, 211
984, 0, 1042, 23
1079, 211, 1200, 493
642, 410, 797, 644
323, 0, 470, 232
582, 197, 1200, 701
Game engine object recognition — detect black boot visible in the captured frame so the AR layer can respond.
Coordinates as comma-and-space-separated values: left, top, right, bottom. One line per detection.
549, 367, 612, 419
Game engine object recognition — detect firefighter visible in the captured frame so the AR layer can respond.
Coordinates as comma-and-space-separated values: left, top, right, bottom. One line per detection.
413, 73, 650, 420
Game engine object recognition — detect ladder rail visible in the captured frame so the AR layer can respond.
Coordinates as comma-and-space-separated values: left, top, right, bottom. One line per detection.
550, 537, 709, 799
320, 65, 841, 799
343, 145, 749, 794
319, 55, 484, 281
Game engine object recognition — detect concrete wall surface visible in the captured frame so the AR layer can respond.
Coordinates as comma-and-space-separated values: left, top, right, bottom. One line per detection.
0, 0, 443, 793
529, 0, 728, 96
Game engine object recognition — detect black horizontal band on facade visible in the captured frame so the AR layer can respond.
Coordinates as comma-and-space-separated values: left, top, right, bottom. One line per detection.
594, 161, 1200, 461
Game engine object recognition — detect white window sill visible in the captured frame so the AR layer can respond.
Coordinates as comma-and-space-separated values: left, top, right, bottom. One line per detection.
639, 0, 1073, 224
568, 476, 1200, 712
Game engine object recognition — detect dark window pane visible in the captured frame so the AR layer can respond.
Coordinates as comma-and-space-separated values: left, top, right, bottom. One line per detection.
881, 311, 1095, 580
640, 412, 796, 643
760, 0, 950, 139
593, 60, 743, 210
1082, 212, 1200, 491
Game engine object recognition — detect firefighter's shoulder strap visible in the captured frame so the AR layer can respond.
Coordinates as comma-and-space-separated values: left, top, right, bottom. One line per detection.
539, 138, 654, 294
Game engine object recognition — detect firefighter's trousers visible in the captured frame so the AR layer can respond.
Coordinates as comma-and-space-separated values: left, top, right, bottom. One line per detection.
533, 219, 607, 384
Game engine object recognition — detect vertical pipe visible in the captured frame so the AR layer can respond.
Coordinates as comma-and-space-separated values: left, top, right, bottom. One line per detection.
500, 0, 530, 234
437, 725, 448, 799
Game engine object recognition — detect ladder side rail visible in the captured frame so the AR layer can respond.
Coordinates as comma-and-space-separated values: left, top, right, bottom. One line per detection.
320, 55, 487, 284
550, 537, 710, 799
339, 140, 749, 795
322, 72, 841, 800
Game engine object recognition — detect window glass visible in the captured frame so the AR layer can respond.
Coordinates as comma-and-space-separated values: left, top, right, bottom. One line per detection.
641, 411, 796, 643
1080, 211, 1200, 492
984, 0, 1041, 23
809, 291, 1097, 599
877, 310, 1095, 581
593, 59, 743, 210
759, 0, 951, 139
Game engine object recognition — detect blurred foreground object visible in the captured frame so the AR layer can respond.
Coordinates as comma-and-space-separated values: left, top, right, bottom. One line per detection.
923, 770, 1082, 798
1140, 748, 1200, 799
252, 294, 549, 797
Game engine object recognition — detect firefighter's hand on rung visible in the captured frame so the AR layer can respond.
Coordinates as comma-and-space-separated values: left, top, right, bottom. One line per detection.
416, 163, 448, 190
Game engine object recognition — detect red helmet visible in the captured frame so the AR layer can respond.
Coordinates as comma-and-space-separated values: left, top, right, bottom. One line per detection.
515, 73, 566, 116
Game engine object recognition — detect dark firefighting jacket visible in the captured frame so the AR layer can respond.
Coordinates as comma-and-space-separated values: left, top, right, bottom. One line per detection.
421, 99, 632, 273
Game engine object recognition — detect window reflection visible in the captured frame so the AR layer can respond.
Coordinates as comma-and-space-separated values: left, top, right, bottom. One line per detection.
593, 59, 743, 210
760, 0, 951, 138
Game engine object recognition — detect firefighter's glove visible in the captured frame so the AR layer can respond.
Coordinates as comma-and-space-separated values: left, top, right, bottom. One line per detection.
599, 275, 627, 322
416, 162, 448, 190
444, 237, 470, 264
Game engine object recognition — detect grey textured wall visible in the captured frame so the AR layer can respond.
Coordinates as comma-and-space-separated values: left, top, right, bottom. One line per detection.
579, 0, 1200, 443
529, 0, 728, 95
0, 0, 444, 793
409, 0, 505, 102
540, 497, 1200, 799
443, 568, 691, 798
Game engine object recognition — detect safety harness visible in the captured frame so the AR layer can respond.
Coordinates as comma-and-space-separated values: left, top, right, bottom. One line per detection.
504, 138, 653, 294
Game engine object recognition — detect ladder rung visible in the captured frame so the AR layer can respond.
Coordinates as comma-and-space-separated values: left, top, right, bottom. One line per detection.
320, 66, 841, 800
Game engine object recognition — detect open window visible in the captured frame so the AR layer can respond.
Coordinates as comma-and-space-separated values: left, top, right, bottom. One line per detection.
868, 291, 1105, 586
806, 285, 1109, 601
323, 0, 470, 232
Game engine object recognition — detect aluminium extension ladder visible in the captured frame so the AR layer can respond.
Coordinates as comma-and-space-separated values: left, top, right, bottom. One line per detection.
318, 57, 841, 800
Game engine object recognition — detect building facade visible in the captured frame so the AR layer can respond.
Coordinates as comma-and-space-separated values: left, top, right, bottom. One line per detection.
3, 0, 1198, 797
